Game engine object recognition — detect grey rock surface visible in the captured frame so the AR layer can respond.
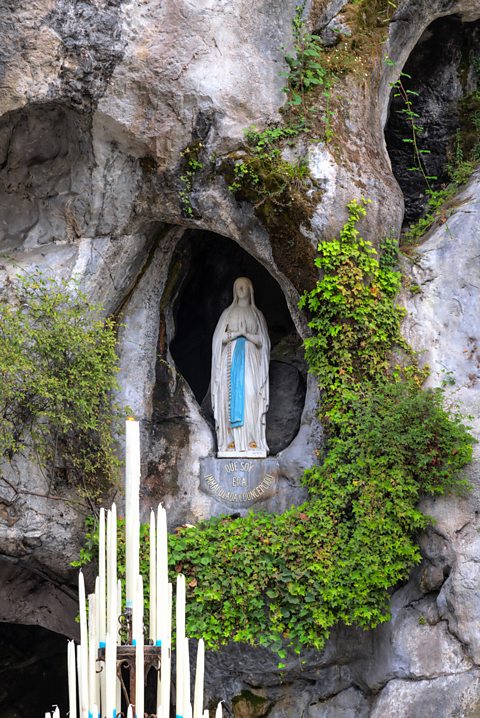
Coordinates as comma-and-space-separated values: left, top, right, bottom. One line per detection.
370, 671, 480, 718
307, 687, 370, 718
0, 0, 480, 715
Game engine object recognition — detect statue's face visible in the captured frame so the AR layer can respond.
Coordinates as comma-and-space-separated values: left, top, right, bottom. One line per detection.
235, 278, 250, 301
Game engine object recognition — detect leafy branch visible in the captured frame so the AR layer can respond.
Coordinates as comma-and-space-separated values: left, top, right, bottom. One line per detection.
0, 271, 122, 499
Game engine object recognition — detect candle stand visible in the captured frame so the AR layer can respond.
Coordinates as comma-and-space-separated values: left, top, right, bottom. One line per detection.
48, 421, 220, 718
97, 608, 164, 716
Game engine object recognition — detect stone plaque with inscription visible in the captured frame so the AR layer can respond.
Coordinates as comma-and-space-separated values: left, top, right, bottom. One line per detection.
200, 457, 279, 508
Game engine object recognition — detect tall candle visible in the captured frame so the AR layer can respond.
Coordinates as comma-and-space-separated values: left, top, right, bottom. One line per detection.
135, 575, 144, 718
176, 574, 186, 718
105, 633, 116, 718
77, 642, 88, 718
78, 573, 89, 718
149, 509, 156, 642
67, 640, 77, 718
88, 593, 97, 713
53, 707, 60, 718
116, 579, 122, 713
215, 701, 223, 718
126, 707, 133, 718
183, 637, 191, 718
116, 579, 122, 643
159, 583, 172, 718
95, 575, 106, 718
156, 504, 168, 645
125, 419, 140, 608
193, 639, 204, 718
107, 504, 118, 643
98, 508, 106, 644
78, 572, 88, 650
106, 509, 112, 634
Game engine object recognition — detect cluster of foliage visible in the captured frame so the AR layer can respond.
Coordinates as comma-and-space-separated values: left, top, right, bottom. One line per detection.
0, 272, 121, 499
283, 0, 334, 134
226, 0, 402, 211
225, 2, 334, 209
76, 200, 473, 657
226, 122, 309, 208
179, 143, 204, 218
351, 0, 398, 27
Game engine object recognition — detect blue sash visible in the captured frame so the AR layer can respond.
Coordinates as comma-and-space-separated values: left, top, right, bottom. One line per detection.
230, 337, 246, 428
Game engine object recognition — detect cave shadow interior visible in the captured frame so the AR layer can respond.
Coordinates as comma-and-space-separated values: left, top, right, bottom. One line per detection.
0, 622, 68, 716
169, 231, 307, 455
384, 14, 480, 225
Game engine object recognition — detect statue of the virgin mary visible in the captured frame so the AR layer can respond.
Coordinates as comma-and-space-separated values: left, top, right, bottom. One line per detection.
211, 277, 270, 457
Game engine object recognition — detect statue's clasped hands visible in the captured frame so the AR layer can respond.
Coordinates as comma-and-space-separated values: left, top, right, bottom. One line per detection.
224, 330, 262, 347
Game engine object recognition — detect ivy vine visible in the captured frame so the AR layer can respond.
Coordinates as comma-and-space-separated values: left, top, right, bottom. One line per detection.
75, 200, 473, 656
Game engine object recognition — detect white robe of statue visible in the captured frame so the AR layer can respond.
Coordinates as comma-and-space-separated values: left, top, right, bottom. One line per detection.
211, 277, 270, 457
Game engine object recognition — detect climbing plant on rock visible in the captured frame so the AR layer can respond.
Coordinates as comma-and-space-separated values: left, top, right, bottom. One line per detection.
77, 200, 473, 656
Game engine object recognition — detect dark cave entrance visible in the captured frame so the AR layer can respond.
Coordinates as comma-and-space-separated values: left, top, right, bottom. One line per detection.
169, 230, 307, 455
384, 15, 480, 226
0, 622, 68, 716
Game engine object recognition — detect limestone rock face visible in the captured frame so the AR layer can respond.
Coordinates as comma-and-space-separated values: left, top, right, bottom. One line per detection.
1, 0, 480, 715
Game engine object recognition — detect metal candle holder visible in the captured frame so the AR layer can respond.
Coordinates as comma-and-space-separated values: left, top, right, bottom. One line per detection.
97, 607, 164, 716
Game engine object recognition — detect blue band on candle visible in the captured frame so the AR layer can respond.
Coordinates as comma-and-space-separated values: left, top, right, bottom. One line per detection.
113, 711, 116, 718
89, 713, 93, 718
132, 639, 136, 646
99, 641, 106, 648
126, 600, 133, 608
155, 639, 162, 646
176, 715, 183, 718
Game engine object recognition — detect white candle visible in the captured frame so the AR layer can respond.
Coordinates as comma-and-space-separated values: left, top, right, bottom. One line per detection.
106, 509, 112, 630
127, 707, 133, 718
77, 642, 88, 718
67, 641, 77, 718
176, 574, 186, 718
135, 575, 144, 718
149, 509, 156, 642
98, 508, 106, 645
159, 583, 172, 718
125, 418, 140, 608
117, 579, 122, 644
78, 572, 88, 650
105, 633, 116, 718
183, 637, 192, 718
88, 593, 97, 714
193, 639, 204, 718
53, 707, 60, 718
116, 578, 122, 713
215, 701, 223, 718
78, 573, 89, 718
95, 576, 106, 718
156, 505, 168, 646
107, 504, 118, 644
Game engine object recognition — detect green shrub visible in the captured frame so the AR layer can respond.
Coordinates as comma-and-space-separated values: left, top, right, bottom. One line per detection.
0, 272, 121, 498
76, 199, 473, 654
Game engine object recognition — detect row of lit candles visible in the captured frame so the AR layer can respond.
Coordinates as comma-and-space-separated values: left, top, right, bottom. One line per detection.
45, 420, 222, 718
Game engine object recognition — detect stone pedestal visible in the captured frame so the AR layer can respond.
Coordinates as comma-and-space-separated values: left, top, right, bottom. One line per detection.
199, 457, 279, 508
